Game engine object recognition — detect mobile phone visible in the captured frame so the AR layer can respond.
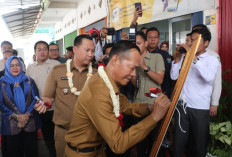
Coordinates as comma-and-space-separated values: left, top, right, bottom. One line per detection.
135, 2, 142, 16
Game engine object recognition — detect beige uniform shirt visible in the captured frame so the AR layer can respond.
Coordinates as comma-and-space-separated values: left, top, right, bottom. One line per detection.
43, 60, 97, 129
26, 59, 60, 110
0, 59, 5, 71
134, 52, 165, 104
65, 72, 157, 157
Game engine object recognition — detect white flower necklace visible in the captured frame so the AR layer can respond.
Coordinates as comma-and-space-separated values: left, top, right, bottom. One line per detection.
66, 59, 93, 96
98, 66, 120, 118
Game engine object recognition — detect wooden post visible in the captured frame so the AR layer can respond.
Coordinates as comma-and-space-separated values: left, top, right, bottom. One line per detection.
149, 35, 202, 157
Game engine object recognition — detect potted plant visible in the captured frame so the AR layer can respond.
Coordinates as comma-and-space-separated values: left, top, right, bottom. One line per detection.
208, 70, 232, 157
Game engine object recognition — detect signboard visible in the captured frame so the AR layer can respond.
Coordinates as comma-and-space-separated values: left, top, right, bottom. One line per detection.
205, 14, 216, 25
110, 0, 215, 30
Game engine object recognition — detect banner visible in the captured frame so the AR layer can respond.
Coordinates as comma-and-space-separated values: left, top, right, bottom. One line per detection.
110, 0, 214, 30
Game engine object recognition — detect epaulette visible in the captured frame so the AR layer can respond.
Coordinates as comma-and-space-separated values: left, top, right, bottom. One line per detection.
52, 63, 66, 70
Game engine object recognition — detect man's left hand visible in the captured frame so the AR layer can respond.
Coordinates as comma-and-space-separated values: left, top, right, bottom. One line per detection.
210, 105, 218, 117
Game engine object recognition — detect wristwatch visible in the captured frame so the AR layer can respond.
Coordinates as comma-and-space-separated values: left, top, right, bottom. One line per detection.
144, 66, 150, 73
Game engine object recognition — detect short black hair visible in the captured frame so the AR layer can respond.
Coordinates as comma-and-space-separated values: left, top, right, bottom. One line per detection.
49, 43, 59, 51
146, 27, 160, 36
140, 27, 147, 31
136, 31, 147, 41
103, 43, 114, 53
49, 43, 58, 46
74, 34, 93, 47
66, 46, 73, 52
34, 41, 49, 52
13, 49, 18, 56
1, 41, 13, 48
192, 24, 208, 30
191, 28, 211, 42
109, 40, 140, 61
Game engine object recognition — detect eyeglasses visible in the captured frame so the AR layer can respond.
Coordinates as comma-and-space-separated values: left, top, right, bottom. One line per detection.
50, 49, 59, 52
10, 63, 20, 68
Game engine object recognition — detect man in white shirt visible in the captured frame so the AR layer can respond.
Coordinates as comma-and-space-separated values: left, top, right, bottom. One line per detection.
171, 28, 219, 157
27, 41, 59, 157
90, 27, 107, 61
192, 24, 222, 117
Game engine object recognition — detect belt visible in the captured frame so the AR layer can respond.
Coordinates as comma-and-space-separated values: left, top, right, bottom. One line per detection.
57, 125, 68, 130
67, 142, 102, 153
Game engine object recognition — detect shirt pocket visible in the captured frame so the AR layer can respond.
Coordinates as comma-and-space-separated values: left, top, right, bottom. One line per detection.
56, 79, 69, 96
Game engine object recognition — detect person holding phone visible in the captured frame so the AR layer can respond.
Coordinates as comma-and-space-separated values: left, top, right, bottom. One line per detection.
130, 3, 143, 31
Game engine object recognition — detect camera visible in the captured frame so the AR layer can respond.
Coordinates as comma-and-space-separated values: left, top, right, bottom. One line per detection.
179, 47, 187, 53
129, 28, 136, 43
106, 27, 115, 35
89, 28, 100, 38
102, 56, 109, 65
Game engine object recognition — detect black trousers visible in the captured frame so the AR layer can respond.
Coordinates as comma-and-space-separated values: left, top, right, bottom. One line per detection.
1, 135, 8, 157
40, 110, 56, 157
174, 103, 210, 157
5, 131, 37, 157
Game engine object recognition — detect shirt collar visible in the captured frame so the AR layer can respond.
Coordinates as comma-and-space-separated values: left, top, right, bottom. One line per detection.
145, 50, 151, 59
105, 71, 120, 94
70, 60, 75, 70
35, 59, 51, 65
70, 60, 88, 73
198, 51, 208, 59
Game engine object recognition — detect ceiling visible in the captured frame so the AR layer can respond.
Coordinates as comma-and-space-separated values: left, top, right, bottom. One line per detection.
0, 0, 43, 38
38, 0, 78, 28
0, 0, 79, 39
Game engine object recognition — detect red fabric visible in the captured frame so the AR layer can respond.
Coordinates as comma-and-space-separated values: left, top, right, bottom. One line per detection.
117, 113, 124, 128
219, 0, 232, 81
149, 88, 162, 94
98, 63, 106, 67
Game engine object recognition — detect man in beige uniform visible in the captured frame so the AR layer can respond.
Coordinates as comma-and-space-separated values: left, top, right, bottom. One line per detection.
64, 40, 171, 157
35, 35, 96, 157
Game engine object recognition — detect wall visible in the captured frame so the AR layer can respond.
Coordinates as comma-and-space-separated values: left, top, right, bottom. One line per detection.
77, 0, 107, 28
55, 9, 78, 41
203, 7, 219, 53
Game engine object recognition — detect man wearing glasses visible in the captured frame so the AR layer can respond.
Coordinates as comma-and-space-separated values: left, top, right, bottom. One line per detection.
49, 43, 67, 63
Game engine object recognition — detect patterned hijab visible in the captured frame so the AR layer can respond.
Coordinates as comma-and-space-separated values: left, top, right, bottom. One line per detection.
1, 56, 28, 113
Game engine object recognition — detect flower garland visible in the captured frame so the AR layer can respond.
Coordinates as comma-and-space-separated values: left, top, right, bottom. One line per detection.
66, 59, 93, 96
98, 66, 120, 118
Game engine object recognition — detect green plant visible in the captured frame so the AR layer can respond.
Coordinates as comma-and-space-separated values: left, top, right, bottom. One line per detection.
208, 69, 232, 157
209, 121, 232, 157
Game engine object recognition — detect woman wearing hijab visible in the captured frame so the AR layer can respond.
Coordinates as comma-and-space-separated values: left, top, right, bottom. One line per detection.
0, 56, 41, 157
160, 41, 169, 52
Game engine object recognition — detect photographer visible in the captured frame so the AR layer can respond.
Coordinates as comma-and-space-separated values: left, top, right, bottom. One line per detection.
97, 43, 113, 66
90, 27, 107, 61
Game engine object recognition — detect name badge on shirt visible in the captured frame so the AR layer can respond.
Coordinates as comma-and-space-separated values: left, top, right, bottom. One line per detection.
167, 58, 172, 63
61, 77, 68, 80
63, 88, 68, 95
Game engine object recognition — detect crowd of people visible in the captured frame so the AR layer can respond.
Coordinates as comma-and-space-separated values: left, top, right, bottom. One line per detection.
0, 7, 221, 157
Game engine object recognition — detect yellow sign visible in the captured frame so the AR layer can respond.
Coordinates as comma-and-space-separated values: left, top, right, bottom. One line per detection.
205, 14, 216, 25
110, 0, 155, 30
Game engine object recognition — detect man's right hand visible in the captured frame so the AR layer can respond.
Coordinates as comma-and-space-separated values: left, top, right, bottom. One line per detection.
34, 102, 47, 114
151, 94, 171, 122
131, 7, 142, 25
